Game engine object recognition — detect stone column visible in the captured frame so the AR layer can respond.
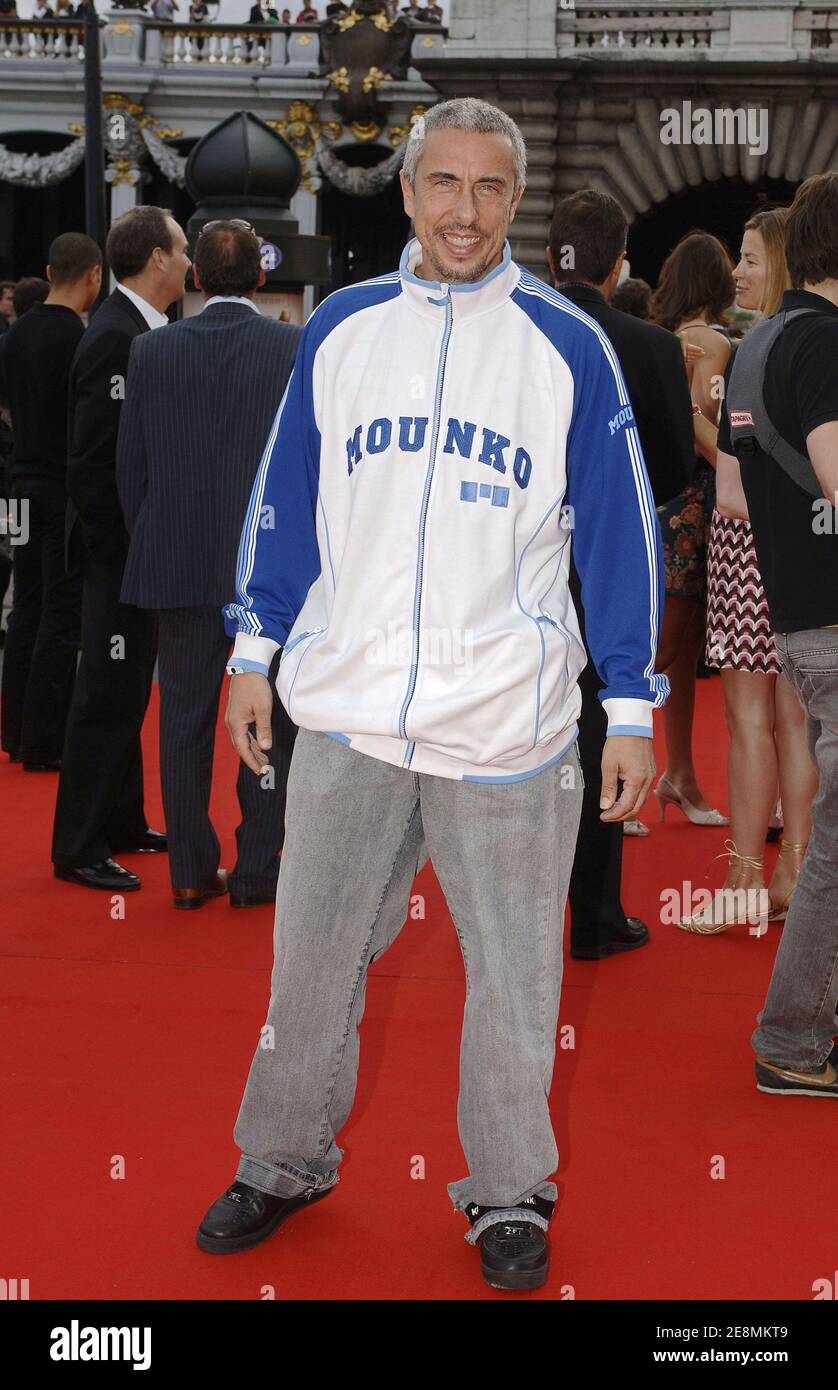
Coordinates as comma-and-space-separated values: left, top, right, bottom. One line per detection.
101, 9, 148, 67
291, 186, 319, 321
105, 161, 142, 222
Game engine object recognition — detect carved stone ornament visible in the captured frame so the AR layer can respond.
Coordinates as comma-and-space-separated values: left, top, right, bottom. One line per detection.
0, 93, 186, 190
268, 101, 342, 193
320, 0, 412, 126
316, 140, 404, 197
0, 137, 85, 188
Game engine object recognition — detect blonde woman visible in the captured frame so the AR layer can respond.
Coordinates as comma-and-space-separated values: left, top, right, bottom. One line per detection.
681, 209, 817, 933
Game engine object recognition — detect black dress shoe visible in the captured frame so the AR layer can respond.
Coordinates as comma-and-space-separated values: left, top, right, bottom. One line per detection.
571, 916, 650, 960
229, 886, 278, 908
196, 1179, 334, 1254
54, 859, 141, 891
478, 1219, 549, 1291
111, 829, 168, 854
23, 760, 61, 772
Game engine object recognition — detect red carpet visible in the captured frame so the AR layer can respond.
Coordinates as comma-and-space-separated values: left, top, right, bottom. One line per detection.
1, 676, 835, 1301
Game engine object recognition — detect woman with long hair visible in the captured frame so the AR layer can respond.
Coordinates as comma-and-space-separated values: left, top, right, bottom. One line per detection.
652, 232, 734, 828
680, 209, 817, 933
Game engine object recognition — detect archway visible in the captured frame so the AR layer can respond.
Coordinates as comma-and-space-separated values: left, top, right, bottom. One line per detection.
627, 176, 799, 287
318, 143, 411, 299
0, 131, 85, 279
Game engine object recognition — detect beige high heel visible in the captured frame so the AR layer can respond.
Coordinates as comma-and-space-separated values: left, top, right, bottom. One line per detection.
767, 840, 808, 923
678, 841, 768, 935
654, 774, 729, 827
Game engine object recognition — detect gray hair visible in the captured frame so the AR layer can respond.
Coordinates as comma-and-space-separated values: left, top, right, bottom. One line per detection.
402, 98, 527, 193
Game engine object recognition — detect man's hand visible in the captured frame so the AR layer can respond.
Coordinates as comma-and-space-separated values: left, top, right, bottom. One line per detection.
599, 735, 655, 822
225, 672, 273, 774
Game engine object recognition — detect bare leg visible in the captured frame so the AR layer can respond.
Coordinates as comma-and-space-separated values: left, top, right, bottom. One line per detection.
769, 671, 818, 909
657, 596, 712, 811
720, 668, 776, 892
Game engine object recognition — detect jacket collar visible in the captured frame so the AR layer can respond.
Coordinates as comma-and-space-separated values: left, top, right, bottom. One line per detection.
110, 286, 151, 334
398, 237, 520, 322
556, 282, 607, 308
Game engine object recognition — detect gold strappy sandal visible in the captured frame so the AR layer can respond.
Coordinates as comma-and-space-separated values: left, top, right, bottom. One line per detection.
767, 839, 808, 923
678, 840, 769, 936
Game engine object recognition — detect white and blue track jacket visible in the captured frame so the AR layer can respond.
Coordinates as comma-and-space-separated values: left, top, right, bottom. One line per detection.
224, 238, 668, 783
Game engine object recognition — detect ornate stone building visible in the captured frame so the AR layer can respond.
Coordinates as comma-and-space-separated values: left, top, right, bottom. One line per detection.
2, 1, 838, 302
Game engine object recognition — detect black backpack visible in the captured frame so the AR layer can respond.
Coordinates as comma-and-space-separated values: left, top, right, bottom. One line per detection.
725, 307, 824, 498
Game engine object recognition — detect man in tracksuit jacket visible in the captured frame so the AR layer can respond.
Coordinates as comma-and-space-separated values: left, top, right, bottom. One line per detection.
197, 99, 668, 1292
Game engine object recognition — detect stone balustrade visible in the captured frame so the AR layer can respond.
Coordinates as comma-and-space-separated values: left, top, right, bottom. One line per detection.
0, 13, 446, 72
557, 2, 838, 58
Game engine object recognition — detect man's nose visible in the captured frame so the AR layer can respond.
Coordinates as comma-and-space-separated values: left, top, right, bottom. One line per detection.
451, 185, 478, 225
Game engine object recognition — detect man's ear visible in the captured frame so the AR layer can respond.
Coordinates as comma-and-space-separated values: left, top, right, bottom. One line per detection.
45, 264, 54, 285
400, 169, 416, 221
193, 266, 203, 291
257, 265, 266, 289
508, 182, 526, 224
545, 245, 556, 281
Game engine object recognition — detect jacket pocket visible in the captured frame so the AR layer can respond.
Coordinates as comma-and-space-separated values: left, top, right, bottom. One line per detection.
280, 626, 328, 721
533, 610, 573, 746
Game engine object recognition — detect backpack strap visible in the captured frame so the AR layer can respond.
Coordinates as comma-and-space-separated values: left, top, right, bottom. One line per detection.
725, 308, 824, 498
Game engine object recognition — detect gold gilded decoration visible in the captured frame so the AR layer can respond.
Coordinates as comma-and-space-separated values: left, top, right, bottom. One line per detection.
110, 20, 131, 33
421, 36, 435, 47
326, 66, 350, 93
67, 121, 85, 135
336, 11, 359, 30
371, 12, 392, 31
388, 104, 427, 149
362, 65, 390, 93
297, 33, 312, 45
268, 101, 341, 193
349, 121, 382, 142
103, 93, 145, 117
110, 159, 135, 185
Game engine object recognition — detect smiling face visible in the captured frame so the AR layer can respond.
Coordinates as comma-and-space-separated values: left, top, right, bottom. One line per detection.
733, 227, 767, 311
400, 126, 524, 285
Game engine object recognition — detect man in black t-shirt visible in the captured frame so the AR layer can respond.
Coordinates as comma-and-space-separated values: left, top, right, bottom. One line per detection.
0, 233, 101, 769
716, 171, 838, 1097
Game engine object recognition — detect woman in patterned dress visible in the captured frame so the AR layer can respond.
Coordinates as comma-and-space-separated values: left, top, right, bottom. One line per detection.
652, 232, 734, 828
681, 209, 817, 933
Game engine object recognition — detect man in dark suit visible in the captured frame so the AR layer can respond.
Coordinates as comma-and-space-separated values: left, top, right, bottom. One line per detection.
547, 188, 695, 960
0, 237, 101, 767
52, 206, 190, 893
116, 221, 301, 909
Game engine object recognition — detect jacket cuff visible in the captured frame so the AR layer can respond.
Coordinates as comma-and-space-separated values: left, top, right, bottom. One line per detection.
231, 632, 281, 670
602, 697, 655, 738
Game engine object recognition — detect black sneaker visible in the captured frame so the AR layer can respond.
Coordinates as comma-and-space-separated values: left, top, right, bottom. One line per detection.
196, 1179, 334, 1254
466, 1194, 554, 1291
755, 1044, 838, 1097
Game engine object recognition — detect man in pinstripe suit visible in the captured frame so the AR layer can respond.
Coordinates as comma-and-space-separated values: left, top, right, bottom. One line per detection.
116, 222, 301, 909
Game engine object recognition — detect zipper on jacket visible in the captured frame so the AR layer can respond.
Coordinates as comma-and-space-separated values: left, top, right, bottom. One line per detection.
397, 289, 453, 758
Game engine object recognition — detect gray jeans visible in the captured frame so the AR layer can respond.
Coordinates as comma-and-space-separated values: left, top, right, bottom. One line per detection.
752, 627, 838, 1070
233, 727, 583, 1242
